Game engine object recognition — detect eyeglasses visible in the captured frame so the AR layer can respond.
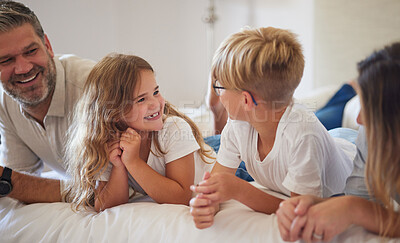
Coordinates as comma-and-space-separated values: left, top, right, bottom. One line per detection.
213, 80, 258, 106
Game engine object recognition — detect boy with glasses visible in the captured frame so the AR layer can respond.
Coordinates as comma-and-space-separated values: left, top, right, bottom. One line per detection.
190, 27, 354, 229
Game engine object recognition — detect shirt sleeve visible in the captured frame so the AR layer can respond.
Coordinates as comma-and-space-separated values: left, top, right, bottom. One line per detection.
0, 107, 42, 174
160, 117, 200, 164
282, 134, 324, 197
344, 126, 370, 199
216, 120, 242, 169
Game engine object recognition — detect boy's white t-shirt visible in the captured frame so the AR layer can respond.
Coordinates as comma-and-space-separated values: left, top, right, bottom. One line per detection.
99, 116, 215, 195
217, 103, 354, 197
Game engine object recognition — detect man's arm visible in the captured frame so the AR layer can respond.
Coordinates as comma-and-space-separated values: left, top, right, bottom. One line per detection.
1, 166, 62, 203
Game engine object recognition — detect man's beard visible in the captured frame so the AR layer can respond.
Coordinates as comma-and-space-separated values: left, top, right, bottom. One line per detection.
4, 55, 56, 107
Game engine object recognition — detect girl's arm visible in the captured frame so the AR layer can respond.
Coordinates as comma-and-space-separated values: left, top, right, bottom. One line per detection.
124, 153, 195, 205
94, 164, 129, 212
94, 140, 129, 212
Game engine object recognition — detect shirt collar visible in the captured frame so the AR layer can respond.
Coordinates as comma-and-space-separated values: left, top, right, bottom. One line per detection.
46, 57, 65, 117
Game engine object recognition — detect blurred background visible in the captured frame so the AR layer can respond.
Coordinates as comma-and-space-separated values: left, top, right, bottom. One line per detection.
20, 0, 400, 108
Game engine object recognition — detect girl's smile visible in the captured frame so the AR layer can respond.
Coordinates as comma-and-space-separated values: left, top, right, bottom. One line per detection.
123, 70, 165, 132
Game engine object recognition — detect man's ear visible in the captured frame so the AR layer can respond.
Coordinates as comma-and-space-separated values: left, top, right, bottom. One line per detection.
44, 34, 54, 58
241, 91, 256, 111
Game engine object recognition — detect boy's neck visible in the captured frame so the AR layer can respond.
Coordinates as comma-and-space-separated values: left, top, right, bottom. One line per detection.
249, 105, 287, 160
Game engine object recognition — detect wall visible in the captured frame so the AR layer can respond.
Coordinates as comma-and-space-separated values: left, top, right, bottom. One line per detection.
19, 0, 314, 107
314, 0, 400, 88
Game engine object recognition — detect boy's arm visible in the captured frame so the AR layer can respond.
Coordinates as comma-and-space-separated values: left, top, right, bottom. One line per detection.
1, 166, 62, 203
193, 162, 283, 214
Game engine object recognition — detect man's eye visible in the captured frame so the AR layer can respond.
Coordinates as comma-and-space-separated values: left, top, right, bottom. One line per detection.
26, 48, 38, 55
0, 58, 12, 65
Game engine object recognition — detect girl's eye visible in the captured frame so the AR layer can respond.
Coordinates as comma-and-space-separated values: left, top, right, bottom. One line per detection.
137, 97, 145, 103
153, 90, 159, 96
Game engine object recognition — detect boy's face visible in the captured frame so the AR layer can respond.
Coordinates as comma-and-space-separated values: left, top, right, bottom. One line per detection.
219, 88, 245, 120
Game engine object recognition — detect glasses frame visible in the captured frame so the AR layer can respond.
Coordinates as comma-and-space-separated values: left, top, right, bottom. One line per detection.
213, 80, 258, 106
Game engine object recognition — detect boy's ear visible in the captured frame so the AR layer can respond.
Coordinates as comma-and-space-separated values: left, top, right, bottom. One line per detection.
241, 91, 256, 111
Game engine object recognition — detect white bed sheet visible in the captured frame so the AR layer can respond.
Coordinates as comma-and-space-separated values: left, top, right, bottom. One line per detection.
1, 187, 399, 243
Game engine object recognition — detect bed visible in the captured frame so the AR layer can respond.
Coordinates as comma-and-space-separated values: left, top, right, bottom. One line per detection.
1, 87, 398, 243
1, 184, 398, 243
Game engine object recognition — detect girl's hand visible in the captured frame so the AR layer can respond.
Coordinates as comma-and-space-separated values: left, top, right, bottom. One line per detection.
120, 128, 142, 166
107, 136, 124, 168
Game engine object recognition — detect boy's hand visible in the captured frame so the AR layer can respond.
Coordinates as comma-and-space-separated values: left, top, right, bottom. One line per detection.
189, 194, 218, 229
190, 172, 219, 229
190, 172, 238, 203
120, 128, 142, 166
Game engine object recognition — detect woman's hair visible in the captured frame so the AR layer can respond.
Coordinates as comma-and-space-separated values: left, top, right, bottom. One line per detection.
0, 1, 45, 41
211, 26, 304, 108
64, 53, 214, 211
357, 42, 400, 237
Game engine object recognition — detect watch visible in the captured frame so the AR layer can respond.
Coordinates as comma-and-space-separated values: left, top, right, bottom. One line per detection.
0, 167, 13, 197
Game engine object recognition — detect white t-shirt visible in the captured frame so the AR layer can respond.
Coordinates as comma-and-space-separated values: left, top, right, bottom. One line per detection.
100, 116, 215, 195
218, 103, 354, 197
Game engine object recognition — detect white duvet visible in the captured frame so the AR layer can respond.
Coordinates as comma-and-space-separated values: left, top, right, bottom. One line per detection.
1, 188, 398, 243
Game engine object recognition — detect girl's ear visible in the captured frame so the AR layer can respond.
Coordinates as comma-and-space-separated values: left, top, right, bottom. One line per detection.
116, 121, 128, 131
241, 91, 257, 111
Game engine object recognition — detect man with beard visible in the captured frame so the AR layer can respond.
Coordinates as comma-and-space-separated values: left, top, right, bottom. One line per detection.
0, 1, 95, 203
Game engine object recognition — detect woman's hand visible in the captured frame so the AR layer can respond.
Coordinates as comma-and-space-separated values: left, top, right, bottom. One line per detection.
276, 195, 321, 242
295, 196, 354, 243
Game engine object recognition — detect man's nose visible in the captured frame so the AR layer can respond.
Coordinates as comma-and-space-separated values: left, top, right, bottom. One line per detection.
14, 56, 33, 75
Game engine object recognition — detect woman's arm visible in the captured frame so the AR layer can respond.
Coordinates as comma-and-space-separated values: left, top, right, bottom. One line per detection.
350, 196, 400, 237
287, 195, 400, 242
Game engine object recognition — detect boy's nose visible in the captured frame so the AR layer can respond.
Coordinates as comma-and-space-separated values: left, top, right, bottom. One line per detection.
14, 56, 33, 75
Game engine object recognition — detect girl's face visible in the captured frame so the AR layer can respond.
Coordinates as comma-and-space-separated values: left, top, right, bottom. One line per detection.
123, 70, 165, 132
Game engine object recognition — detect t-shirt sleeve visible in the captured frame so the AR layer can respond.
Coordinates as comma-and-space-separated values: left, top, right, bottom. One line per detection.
344, 126, 370, 199
0, 106, 42, 174
216, 121, 242, 169
160, 117, 200, 163
95, 163, 113, 182
282, 134, 324, 197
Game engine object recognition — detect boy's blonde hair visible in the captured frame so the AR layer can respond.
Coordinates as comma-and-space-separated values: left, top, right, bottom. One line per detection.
211, 27, 304, 108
